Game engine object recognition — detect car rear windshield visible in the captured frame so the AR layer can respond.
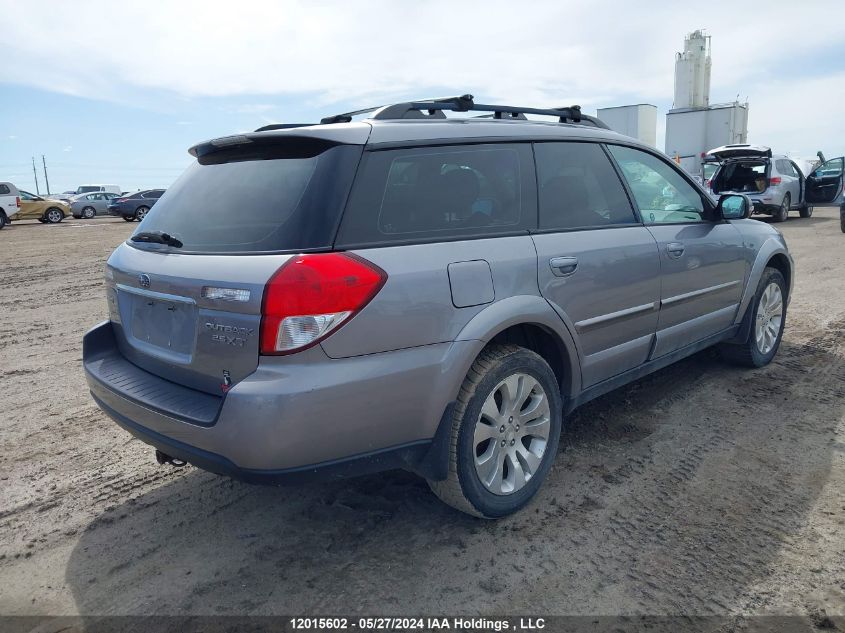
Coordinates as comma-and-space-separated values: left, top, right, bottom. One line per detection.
131, 140, 362, 254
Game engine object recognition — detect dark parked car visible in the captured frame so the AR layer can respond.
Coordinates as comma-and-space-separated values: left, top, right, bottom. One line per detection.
107, 189, 165, 221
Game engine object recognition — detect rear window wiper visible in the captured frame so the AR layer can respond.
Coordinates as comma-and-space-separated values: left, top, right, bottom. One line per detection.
131, 231, 183, 248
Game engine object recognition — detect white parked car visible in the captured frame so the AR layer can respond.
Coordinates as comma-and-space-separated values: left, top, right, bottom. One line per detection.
0, 181, 21, 229
75, 184, 121, 195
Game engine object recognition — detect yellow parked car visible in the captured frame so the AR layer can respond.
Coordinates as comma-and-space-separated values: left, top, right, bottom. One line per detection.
17, 190, 71, 223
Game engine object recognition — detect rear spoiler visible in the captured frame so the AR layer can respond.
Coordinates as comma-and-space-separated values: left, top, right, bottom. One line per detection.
188, 124, 372, 158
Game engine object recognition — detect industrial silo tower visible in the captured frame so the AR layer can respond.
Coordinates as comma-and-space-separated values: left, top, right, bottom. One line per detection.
665, 30, 749, 178
673, 30, 712, 109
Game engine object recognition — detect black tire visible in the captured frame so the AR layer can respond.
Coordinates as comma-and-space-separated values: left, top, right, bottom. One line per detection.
81, 206, 96, 219
720, 267, 787, 368
799, 203, 812, 218
773, 194, 789, 222
0, 212, 6, 230
840, 210, 845, 233
134, 205, 150, 221
37, 218, 46, 223
122, 216, 135, 222
428, 344, 563, 518
44, 207, 64, 224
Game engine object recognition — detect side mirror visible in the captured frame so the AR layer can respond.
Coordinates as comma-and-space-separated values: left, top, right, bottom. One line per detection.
717, 193, 752, 220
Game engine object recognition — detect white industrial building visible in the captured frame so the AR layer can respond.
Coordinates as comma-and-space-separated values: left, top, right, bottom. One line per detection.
596, 104, 657, 147
664, 30, 749, 178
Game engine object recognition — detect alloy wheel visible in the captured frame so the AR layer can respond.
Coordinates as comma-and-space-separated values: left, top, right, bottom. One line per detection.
755, 282, 784, 354
473, 373, 551, 496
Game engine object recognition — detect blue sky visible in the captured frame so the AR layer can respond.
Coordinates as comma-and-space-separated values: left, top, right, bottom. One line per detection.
1, 0, 843, 194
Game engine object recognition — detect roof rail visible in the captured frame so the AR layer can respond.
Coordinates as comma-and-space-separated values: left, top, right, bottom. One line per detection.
319, 94, 609, 129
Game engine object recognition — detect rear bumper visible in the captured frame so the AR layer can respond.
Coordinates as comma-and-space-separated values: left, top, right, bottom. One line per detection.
749, 199, 779, 214
84, 321, 476, 481
107, 205, 131, 216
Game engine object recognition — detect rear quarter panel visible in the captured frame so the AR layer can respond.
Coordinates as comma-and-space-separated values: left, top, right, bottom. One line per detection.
320, 235, 541, 358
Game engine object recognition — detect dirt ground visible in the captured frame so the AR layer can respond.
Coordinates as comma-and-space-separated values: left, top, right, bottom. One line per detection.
0, 209, 843, 619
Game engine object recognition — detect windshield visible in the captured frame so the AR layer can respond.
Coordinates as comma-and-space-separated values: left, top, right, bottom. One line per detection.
132, 142, 362, 254
76, 186, 100, 194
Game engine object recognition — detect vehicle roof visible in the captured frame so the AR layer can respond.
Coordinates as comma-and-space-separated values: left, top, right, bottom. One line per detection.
363, 118, 634, 146
191, 118, 644, 157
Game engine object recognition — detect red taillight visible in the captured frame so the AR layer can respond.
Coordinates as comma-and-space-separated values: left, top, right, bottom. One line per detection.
260, 253, 387, 355
15, 196, 20, 208
769, 177, 782, 186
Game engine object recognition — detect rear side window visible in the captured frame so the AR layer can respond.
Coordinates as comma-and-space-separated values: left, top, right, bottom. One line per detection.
0, 185, 10, 195
337, 143, 534, 246
143, 190, 164, 199
132, 142, 362, 254
535, 142, 636, 230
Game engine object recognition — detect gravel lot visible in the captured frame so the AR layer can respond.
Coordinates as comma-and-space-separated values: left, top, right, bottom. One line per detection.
0, 210, 843, 619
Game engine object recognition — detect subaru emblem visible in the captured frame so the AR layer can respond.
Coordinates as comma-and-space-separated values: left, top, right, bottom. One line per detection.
138, 273, 151, 288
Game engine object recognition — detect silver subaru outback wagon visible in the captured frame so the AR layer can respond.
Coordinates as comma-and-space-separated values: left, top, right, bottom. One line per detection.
83, 95, 793, 518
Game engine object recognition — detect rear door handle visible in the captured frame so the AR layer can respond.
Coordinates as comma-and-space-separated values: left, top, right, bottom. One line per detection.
550, 256, 578, 276
667, 242, 685, 258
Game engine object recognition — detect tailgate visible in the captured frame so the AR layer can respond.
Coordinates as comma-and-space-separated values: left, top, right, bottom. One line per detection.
106, 244, 292, 395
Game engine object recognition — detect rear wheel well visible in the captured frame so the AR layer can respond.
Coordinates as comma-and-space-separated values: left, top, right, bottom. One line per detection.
766, 253, 791, 299
489, 323, 570, 396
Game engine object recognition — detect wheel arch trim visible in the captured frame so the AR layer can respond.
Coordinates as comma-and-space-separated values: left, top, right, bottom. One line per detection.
735, 239, 793, 326
452, 294, 582, 397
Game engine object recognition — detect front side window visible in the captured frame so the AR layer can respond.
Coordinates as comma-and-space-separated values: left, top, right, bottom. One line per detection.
608, 145, 707, 224
535, 142, 636, 230
815, 157, 843, 178
338, 143, 534, 245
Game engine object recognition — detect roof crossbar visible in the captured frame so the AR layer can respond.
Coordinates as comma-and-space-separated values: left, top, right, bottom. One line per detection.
318, 94, 609, 129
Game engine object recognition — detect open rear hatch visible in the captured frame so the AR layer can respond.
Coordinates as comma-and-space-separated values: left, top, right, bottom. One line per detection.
708, 144, 772, 160
707, 145, 772, 195
104, 131, 365, 397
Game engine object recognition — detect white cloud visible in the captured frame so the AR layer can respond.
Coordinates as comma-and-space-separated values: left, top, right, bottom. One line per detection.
62, 146, 72, 152
1, 0, 842, 156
